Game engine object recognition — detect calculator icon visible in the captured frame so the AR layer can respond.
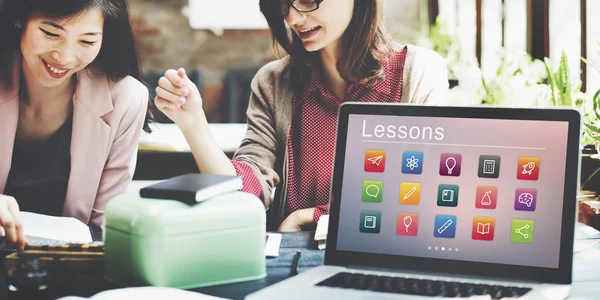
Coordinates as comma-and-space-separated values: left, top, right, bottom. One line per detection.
483, 160, 496, 174
478, 155, 501, 178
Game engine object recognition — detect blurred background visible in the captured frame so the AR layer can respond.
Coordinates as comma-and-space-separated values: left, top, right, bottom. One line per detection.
131, 0, 600, 200
130, 0, 599, 126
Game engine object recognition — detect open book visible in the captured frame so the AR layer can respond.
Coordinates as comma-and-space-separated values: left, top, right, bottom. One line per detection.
19, 212, 93, 244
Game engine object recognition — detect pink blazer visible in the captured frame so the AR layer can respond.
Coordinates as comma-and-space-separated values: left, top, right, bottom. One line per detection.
0, 59, 148, 227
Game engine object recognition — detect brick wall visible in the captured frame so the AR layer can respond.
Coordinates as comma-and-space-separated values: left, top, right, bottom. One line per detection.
129, 0, 422, 122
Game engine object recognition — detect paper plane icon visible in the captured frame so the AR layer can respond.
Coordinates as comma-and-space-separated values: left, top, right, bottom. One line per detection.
367, 155, 383, 166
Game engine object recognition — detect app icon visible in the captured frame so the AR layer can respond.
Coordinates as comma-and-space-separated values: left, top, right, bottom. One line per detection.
364, 150, 386, 173
437, 184, 459, 207
514, 188, 537, 211
397, 212, 419, 236
362, 180, 383, 203
440, 153, 462, 176
472, 217, 495, 241
475, 186, 498, 209
517, 157, 540, 180
511, 219, 534, 243
399, 182, 421, 205
360, 211, 381, 233
402, 152, 423, 174
478, 155, 501, 178
434, 214, 457, 238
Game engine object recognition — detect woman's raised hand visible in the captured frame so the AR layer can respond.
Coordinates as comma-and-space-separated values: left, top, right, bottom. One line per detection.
154, 68, 205, 129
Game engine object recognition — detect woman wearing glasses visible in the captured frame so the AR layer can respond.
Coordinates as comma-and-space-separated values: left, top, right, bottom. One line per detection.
155, 0, 448, 231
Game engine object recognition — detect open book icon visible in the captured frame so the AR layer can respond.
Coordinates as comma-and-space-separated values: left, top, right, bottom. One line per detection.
477, 222, 491, 235
367, 155, 383, 166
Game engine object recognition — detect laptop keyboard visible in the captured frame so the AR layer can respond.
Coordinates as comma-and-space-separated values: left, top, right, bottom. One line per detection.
316, 272, 532, 299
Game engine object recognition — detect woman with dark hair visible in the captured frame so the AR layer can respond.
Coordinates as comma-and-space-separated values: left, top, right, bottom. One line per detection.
0, 0, 152, 250
155, 0, 448, 232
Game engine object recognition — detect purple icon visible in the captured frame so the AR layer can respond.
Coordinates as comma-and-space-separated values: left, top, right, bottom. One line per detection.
515, 188, 537, 211
440, 154, 462, 176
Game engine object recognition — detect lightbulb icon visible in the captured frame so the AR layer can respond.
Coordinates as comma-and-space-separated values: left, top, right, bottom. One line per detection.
445, 157, 457, 175
403, 216, 413, 232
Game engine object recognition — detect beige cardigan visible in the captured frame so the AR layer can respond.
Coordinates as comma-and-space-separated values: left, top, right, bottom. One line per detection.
232, 44, 449, 230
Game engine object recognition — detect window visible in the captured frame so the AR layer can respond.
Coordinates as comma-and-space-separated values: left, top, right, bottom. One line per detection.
587, 0, 600, 93
549, 0, 581, 85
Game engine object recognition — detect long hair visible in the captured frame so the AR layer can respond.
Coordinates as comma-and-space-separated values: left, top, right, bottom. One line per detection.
259, 0, 394, 91
0, 0, 153, 133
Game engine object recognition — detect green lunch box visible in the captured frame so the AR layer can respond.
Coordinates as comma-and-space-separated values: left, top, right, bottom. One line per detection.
103, 191, 267, 289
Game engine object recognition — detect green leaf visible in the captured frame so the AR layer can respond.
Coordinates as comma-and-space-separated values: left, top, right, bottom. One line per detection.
584, 122, 600, 134
593, 88, 600, 120
544, 58, 557, 106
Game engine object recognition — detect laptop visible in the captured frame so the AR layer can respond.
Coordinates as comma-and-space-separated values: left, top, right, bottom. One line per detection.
246, 103, 581, 300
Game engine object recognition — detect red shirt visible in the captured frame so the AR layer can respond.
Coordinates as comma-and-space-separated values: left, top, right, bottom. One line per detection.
232, 47, 407, 224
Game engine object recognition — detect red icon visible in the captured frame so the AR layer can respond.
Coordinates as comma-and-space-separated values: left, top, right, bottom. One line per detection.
475, 186, 498, 209
365, 150, 386, 172
397, 212, 419, 236
472, 217, 495, 241
517, 157, 540, 180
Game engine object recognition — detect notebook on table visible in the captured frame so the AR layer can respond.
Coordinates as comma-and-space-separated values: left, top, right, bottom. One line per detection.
139, 174, 243, 205
247, 103, 581, 300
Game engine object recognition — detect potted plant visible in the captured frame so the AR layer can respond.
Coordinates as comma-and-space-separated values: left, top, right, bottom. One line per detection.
580, 87, 600, 192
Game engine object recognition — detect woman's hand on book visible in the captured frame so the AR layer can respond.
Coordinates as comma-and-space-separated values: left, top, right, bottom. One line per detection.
155, 67, 205, 130
0, 195, 27, 251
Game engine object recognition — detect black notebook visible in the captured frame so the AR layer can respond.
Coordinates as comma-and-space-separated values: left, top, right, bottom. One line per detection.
139, 174, 243, 204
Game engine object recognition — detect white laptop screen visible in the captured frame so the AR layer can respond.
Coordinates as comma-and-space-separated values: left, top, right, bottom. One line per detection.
335, 113, 570, 269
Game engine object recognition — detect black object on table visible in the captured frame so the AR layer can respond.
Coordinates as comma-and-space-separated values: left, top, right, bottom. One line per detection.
0, 231, 324, 300
289, 250, 301, 276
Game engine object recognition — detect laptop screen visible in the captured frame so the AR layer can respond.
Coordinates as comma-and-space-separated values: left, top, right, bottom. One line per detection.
334, 113, 571, 269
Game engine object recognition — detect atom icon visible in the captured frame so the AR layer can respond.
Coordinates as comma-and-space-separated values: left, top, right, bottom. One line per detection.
406, 156, 420, 170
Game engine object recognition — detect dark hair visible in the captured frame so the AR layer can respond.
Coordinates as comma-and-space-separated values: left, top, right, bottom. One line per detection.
259, 0, 394, 90
0, 0, 153, 133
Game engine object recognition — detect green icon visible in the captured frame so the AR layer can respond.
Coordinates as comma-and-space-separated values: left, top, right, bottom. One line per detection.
360, 211, 381, 233
362, 180, 383, 203
511, 219, 534, 244
437, 184, 459, 207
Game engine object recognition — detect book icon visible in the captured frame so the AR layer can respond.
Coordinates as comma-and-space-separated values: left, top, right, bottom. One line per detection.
477, 222, 490, 235
472, 217, 495, 241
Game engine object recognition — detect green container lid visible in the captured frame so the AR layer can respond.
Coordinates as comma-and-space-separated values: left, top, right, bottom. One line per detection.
105, 192, 266, 237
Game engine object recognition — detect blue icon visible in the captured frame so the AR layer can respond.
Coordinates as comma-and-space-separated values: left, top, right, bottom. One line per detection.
434, 214, 457, 238
402, 152, 424, 174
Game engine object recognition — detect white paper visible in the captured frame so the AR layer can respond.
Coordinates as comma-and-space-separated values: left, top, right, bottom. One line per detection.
138, 123, 247, 153
57, 287, 229, 300
315, 215, 329, 241
20, 211, 92, 243
265, 233, 282, 257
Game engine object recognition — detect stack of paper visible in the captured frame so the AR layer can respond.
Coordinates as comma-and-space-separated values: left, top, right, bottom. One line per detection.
315, 215, 329, 250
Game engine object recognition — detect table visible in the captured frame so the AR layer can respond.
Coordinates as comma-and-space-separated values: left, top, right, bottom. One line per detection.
0, 232, 324, 300
2, 228, 600, 300
134, 123, 247, 180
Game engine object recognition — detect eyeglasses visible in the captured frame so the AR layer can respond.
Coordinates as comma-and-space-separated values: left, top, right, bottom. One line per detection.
277, 0, 324, 17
